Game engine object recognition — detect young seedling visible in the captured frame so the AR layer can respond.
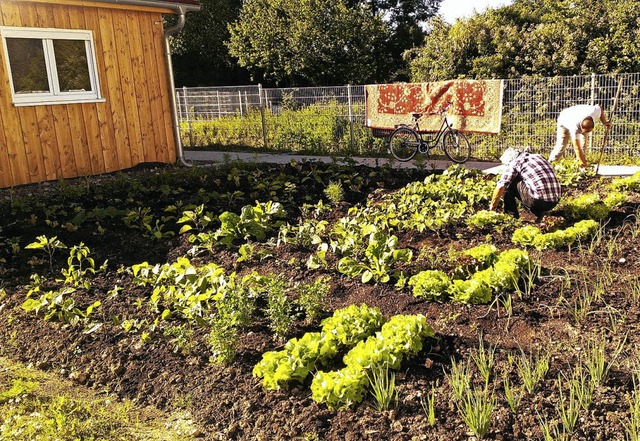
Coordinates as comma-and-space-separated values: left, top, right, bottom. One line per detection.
324, 180, 345, 205
502, 375, 522, 413
420, 382, 438, 426
557, 374, 580, 436
25, 235, 67, 273
367, 365, 397, 411
456, 385, 494, 439
623, 375, 640, 441
470, 336, 495, 388
446, 357, 470, 401
510, 347, 550, 394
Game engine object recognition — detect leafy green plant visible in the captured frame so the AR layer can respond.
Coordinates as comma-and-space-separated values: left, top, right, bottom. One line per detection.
177, 204, 215, 235
447, 279, 492, 304
311, 367, 368, 410
21, 287, 100, 326
513, 220, 600, 250
408, 270, 450, 300
295, 276, 330, 323
25, 235, 67, 273
453, 244, 499, 278
208, 316, 239, 365
123, 207, 176, 241
132, 257, 232, 323
324, 181, 345, 205
253, 304, 383, 390
278, 218, 328, 247
561, 193, 610, 221
466, 209, 515, 231
609, 170, 640, 192
214, 201, 287, 247
337, 231, 412, 284
553, 159, 594, 187
311, 314, 434, 410
59, 243, 107, 289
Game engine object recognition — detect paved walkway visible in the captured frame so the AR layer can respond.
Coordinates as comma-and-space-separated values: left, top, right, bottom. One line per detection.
183, 150, 640, 177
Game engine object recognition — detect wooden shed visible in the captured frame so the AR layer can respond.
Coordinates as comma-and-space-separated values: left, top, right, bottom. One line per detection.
0, 0, 200, 188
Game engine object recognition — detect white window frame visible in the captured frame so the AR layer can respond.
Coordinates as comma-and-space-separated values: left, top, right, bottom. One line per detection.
0, 26, 104, 106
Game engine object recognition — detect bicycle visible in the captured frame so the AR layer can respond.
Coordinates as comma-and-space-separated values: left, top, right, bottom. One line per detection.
388, 102, 471, 163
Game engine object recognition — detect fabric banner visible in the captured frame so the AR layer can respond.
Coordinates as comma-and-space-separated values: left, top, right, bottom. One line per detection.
365, 80, 504, 134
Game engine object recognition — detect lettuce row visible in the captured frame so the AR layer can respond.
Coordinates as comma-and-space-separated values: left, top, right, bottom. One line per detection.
409, 248, 530, 304
310, 314, 434, 410
512, 219, 599, 250
253, 304, 383, 390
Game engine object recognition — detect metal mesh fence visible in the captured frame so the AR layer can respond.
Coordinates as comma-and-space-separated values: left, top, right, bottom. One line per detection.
176, 73, 640, 162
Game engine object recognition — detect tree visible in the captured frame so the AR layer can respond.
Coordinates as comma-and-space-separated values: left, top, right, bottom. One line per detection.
227, 0, 394, 86
170, 0, 250, 86
406, 0, 640, 81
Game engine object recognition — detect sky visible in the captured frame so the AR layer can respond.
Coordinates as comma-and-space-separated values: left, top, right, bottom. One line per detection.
438, 0, 514, 23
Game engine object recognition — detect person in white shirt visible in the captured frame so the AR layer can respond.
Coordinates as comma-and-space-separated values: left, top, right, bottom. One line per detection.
548, 104, 611, 168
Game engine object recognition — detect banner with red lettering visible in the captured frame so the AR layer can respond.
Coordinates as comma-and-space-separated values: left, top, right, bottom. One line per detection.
365, 80, 503, 134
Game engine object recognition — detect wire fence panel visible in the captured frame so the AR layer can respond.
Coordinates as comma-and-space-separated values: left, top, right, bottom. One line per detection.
177, 74, 640, 162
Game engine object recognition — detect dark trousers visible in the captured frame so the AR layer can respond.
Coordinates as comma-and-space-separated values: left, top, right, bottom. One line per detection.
504, 178, 558, 219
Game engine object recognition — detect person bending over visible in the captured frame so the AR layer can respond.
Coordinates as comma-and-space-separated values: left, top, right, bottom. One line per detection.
549, 104, 611, 168
490, 147, 562, 223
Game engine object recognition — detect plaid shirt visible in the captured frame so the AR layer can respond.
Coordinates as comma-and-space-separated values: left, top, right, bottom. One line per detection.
498, 152, 561, 202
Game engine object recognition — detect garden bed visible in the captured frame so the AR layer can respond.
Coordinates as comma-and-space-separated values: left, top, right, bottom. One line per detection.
1, 160, 639, 440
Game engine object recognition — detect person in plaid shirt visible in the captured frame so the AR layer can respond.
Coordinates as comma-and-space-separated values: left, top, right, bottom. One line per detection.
490, 147, 562, 223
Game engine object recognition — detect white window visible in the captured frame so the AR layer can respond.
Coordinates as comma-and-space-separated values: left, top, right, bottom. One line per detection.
1, 26, 104, 106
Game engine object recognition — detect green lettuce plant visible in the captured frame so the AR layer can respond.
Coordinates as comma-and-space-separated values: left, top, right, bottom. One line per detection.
448, 279, 493, 304
561, 193, 610, 221
408, 270, 451, 300
609, 170, 640, 192
466, 210, 515, 231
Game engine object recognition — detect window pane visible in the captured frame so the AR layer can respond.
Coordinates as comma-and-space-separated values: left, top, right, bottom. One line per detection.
5, 37, 49, 93
53, 39, 91, 92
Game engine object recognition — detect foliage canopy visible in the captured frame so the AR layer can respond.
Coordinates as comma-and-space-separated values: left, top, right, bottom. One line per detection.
406, 0, 640, 81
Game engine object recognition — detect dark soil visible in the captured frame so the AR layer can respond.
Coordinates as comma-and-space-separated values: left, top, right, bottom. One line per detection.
1, 161, 639, 441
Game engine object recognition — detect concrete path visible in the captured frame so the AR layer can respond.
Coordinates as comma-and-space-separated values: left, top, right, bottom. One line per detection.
183, 150, 640, 177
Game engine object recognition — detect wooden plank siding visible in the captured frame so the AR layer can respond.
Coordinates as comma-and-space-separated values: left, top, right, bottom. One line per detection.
0, 0, 177, 188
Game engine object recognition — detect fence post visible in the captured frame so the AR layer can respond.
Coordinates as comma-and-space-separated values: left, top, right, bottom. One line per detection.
238, 91, 243, 117
589, 73, 596, 151
258, 84, 268, 149
182, 86, 193, 147
347, 84, 355, 151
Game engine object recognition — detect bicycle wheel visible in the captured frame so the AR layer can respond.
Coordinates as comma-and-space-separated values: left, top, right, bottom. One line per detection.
389, 127, 419, 161
442, 129, 471, 163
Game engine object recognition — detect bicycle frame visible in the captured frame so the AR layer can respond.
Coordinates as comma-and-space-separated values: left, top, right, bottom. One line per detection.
409, 115, 454, 154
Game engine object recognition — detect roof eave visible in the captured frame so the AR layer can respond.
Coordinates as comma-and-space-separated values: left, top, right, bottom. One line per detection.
97, 0, 201, 13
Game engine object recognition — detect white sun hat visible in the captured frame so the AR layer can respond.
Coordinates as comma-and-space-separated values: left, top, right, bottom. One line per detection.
500, 147, 522, 165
